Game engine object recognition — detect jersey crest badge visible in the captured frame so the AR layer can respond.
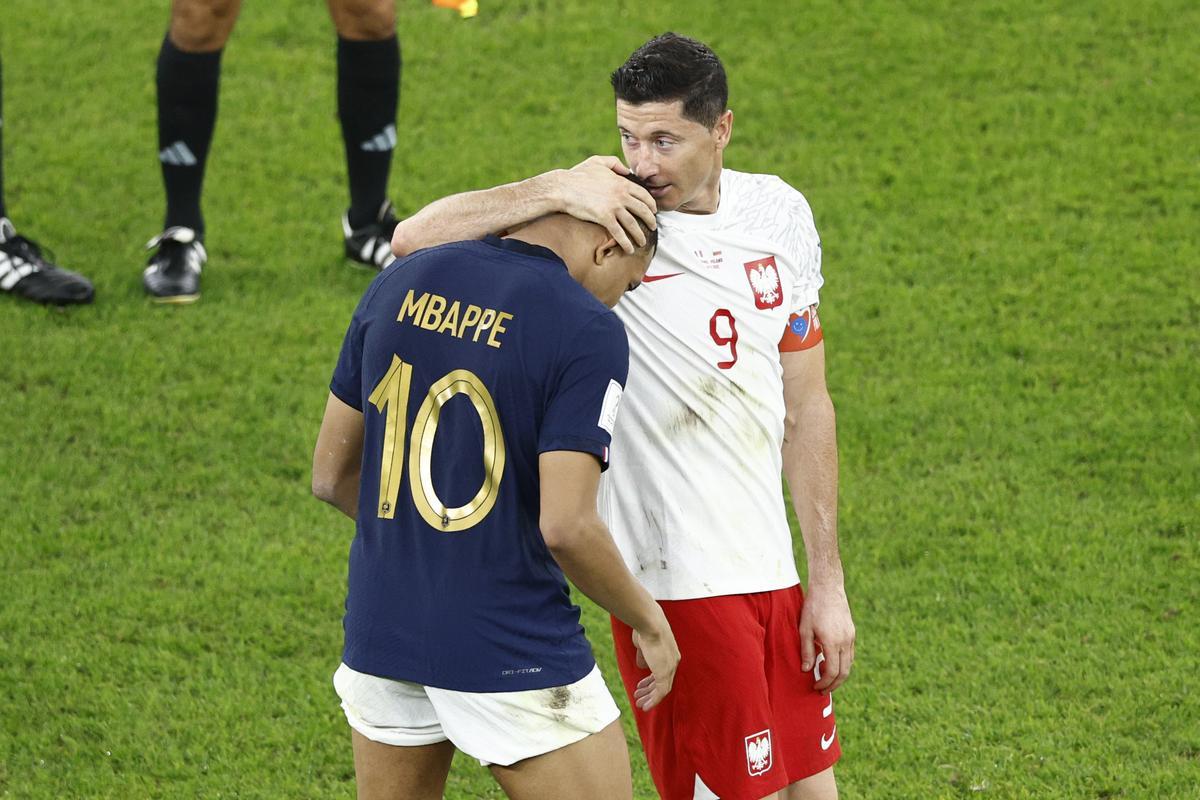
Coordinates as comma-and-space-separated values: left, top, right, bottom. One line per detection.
744, 257, 782, 309
745, 729, 773, 776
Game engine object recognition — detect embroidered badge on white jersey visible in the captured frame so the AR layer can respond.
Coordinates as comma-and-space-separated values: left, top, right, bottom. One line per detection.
744, 256, 783, 309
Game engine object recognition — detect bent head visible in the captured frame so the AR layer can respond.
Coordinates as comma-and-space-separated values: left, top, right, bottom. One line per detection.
611, 33, 732, 214
569, 174, 658, 307
580, 183, 659, 307
509, 175, 657, 307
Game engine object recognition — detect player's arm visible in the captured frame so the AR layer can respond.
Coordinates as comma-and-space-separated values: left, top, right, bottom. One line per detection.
391, 156, 657, 257
781, 343, 856, 692
539, 450, 680, 710
312, 392, 364, 520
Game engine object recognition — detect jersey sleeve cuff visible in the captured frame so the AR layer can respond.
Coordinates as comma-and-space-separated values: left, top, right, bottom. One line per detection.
792, 288, 820, 310
329, 380, 363, 412
539, 435, 612, 472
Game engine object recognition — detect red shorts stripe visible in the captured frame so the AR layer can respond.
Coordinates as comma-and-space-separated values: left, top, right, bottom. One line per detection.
612, 586, 840, 800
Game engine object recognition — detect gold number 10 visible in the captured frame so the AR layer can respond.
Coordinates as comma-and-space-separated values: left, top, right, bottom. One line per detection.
368, 354, 506, 532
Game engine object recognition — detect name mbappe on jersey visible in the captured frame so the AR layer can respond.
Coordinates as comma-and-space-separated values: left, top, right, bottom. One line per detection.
330, 236, 629, 691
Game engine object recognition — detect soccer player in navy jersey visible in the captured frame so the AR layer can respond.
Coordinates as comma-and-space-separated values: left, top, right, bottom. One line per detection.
312, 195, 679, 799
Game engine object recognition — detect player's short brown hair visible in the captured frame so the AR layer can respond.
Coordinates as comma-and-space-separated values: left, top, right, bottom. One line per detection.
610, 33, 728, 129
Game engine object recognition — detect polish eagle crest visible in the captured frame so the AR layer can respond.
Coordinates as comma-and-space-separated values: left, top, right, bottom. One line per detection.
745, 729, 773, 775
743, 256, 783, 309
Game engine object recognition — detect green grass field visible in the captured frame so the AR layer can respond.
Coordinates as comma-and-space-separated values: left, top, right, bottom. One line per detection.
2, 1, 1197, 797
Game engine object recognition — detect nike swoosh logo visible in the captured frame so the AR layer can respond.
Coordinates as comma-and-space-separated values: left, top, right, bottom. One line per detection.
642, 272, 684, 283
820, 726, 837, 751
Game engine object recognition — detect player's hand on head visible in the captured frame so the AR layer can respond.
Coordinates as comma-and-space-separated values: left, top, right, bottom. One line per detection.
574, 154, 630, 176
630, 621, 680, 711
799, 584, 856, 693
560, 156, 658, 255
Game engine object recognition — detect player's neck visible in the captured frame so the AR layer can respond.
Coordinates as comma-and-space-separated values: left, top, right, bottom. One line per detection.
504, 216, 576, 265
675, 168, 723, 215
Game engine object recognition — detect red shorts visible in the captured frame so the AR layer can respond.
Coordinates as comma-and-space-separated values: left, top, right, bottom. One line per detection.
612, 586, 840, 800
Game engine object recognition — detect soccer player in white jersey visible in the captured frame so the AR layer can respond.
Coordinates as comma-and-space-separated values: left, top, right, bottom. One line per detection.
391, 32, 855, 800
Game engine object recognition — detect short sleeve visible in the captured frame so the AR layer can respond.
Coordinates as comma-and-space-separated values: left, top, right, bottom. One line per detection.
790, 236, 823, 311
539, 314, 630, 471
780, 181, 824, 312
330, 312, 366, 411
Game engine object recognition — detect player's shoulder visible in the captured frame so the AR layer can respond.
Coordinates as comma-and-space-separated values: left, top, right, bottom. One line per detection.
423, 240, 621, 342
367, 238, 551, 300
355, 239, 470, 302
725, 169, 816, 221
543, 278, 626, 359
557, 290, 626, 349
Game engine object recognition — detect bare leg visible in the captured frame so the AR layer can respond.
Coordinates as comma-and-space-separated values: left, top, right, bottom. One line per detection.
782, 766, 838, 800
488, 720, 633, 800
325, 0, 395, 40
169, 0, 243, 51
350, 729, 456, 800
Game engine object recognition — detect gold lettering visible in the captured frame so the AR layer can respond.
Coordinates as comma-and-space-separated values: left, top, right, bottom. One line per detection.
420, 294, 447, 330
487, 312, 514, 348
437, 301, 461, 335
398, 292, 511, 348
457, 305, 483, 338
397, 289, 429, 323
473, 309, 497, 342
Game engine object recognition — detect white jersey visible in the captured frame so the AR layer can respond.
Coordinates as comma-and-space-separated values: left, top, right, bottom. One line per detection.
598, 169, 824, 600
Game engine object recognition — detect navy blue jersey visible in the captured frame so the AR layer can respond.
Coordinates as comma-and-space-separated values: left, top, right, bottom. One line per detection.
329, 236, 629, 692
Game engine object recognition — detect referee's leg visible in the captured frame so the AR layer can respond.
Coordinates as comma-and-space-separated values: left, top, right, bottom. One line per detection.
168, 0, 242, 52
154, 0, 242, 241
325, 0, 395, 40
325, 0, 401, 250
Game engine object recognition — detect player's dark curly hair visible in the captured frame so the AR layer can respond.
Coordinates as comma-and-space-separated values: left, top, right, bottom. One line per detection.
610, 33, 728, 129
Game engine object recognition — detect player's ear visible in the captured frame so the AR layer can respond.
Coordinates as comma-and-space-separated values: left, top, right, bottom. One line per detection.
595, 237, 622, 265
714, 109, 733, 151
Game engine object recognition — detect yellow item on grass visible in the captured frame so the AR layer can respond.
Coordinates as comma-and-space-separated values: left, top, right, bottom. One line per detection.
432, 0, 479, 18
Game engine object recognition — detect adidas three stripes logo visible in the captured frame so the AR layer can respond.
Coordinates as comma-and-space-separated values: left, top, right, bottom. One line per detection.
158, 127, 393, 164
159, 141, 198, 166
360, 124, 397, 152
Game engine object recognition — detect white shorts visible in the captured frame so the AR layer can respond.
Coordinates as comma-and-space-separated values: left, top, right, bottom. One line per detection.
332, 662, 620, 767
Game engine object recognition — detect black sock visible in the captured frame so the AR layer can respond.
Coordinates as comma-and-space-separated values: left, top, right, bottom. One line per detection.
0, 54, 7, 220
337, 35, 400, 229
157, 35, 222, 237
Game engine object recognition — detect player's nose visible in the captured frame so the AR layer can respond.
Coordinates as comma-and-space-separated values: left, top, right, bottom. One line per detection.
636, 153, 659, 179
630, 151, 657, 180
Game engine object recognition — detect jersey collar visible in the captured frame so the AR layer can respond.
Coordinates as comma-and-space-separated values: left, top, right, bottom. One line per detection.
483, 234, 564, 266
